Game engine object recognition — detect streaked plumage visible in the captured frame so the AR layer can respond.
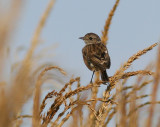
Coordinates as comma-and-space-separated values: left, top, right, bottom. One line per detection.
79, 33, 111, 83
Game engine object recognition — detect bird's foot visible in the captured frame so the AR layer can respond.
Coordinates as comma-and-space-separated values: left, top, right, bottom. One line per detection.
90, 79, 93, 84
102, 81, 110, 85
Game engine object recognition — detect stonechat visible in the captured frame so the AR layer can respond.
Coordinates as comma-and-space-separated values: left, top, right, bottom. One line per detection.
79, 33, 111, 83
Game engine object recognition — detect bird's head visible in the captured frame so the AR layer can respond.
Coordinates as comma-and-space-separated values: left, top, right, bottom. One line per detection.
79, 33, 101, 45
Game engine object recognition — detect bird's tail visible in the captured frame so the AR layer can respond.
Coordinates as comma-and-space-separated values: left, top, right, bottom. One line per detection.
100, 70, 109, 82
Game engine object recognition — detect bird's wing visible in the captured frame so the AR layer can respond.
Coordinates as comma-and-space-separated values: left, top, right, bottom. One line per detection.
89, 43, 111, 70
82, 43, 111, 71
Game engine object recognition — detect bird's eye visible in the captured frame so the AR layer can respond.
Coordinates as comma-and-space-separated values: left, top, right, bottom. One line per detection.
89, 37, 93, 40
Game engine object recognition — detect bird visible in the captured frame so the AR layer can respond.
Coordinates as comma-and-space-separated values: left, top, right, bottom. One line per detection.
79, 33, 111, 84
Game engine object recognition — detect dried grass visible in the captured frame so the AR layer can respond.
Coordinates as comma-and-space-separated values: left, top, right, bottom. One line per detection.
0, 1, 28, 127
26, 0, 56, 60
101, 0, 120, 45
33, 66, 66, 127
147, 44, 160, 127
0, 0, 160, 127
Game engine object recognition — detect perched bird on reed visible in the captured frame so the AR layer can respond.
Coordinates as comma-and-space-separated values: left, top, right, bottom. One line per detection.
79, 33, 111, 83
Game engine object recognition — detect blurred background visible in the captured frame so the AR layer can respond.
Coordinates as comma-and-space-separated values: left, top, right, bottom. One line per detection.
1, 0, 160, 126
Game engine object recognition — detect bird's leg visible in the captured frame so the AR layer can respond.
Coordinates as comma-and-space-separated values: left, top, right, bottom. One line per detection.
90, 71, 95, 84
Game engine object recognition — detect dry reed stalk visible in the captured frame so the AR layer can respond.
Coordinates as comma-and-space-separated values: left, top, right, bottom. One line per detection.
68, 79, 74, 104
0, 1, 29, 126
96, 102, 112, 127
84, 98, 115, 127
15, 115, 32, 120
68, 83, 78, 127
97, 70, 153, 86
0, 87, 9, 127
0, 0, 22, 49
122, 86, 133, 90
101, 80, 125, 126
79, 107, 83, 127
33, 66, 66, 127
93, 90, 111, 126
42, 82, 101, 126
92, 72, 100, 102
0, 0, 56, 126
59, 77, 80, 94
104, 108, 116, 126
48, 77, 80, 117
107, 43, 158, 92
109, 82, 151, 124
103, 78, 152, 126
111, 78, 130, 99
128, 82, 138, 127
76, 78, 81, 100
125, 80, 152, 99
13, 2, 57, 120
57, 106, 78, 127
101, 0, 120, 45
89, 71, 100, 127
90, 79, 112, 126
51, 100, 79, 126
32, 62, 64, 84
107, 93, 149, 127
15, 119, 23, 127
76, 79, 83, 127
52, 98, 105, 127
121, 78, 129, 86
40, 90, 59, 115
41, 77, 80, 115
147, 44, 160, 127
68, 101, 84, 127
127, 94, 149, 103
26, 0, 56, 61
40, 77, 80, 112
128, 101, 160, 117
86, 98, 115, 104
122, 43, 157, 70
110, 79, 151, 104
95, 93, 112, 127
0, 82, 6, 87
116, 84, 128, 127
157, 119, 160, 127
56, 101, 99, 127
70, 111, 79, 127
138, 80, 153, 89
77, 102, 101, 122
121, 70, 154, 79
91, 99, 116, 125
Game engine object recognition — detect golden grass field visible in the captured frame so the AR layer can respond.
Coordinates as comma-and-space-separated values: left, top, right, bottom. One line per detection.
0, 0, 160, 127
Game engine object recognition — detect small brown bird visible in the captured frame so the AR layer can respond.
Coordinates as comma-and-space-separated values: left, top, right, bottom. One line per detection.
79, 33, 111, 83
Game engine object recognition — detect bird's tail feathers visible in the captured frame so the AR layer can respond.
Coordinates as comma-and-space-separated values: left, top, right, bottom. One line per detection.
100, 70, 109, 82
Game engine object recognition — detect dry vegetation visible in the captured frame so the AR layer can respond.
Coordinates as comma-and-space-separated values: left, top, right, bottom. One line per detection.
0, 0, 160, 127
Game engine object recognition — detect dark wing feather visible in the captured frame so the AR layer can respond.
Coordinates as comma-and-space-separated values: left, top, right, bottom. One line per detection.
82, 43, 111, 71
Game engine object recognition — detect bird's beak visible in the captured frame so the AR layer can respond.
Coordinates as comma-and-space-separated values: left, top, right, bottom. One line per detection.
79, 37, 84, 40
